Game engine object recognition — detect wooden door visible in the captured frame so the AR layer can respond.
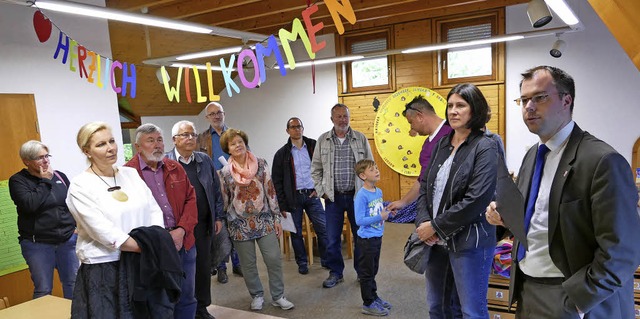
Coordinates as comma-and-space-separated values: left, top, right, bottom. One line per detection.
0, 94, 40, 179
0, 94, 63, 305
369, 139, 400, 201
633, 137, 640, 184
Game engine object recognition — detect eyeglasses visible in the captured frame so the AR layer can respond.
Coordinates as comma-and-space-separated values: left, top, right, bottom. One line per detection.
287, 125, 303, 130
514, 92, 566, 106
402, 105, 421, 117
206, 111, 225, 117
175, 133, 197, 139
33, 154, 52, 161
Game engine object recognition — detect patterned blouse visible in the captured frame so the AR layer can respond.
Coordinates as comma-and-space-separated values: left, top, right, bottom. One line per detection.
218, 157, 282, 241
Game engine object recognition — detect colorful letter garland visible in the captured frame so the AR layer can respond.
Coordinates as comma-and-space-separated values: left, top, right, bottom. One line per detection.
32, 0, 358, 102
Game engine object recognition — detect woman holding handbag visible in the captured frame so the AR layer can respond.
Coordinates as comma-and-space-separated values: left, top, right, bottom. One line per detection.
410, 83, 498, 319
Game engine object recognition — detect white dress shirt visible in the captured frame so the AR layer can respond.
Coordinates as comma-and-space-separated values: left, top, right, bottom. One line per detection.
520, 121, 574, 278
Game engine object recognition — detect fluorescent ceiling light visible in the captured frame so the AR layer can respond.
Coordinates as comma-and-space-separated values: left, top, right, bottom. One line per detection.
402, 35, 524, 54
176, 46, 244, 61
32, 0, 268, 40
170, 63, 236, 72
35, 0, 212, 33
544, 0, 579, 25
275, 55, 365, 69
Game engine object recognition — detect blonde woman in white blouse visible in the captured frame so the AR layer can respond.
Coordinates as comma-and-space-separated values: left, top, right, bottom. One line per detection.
66, 122, 163, 318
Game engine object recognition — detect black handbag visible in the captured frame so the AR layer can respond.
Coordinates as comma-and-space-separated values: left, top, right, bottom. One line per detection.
403, 231, 430, 274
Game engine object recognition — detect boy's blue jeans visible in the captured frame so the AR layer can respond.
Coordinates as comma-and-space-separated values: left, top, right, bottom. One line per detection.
357, 236, 382, 306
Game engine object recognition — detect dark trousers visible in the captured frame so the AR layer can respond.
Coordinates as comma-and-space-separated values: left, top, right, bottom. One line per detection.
194, 224, 212, 310
175, 247, 197, 319
218, 248, 240, 270
290, 192, 328, 266
515, 273, 581, 319
357, 236, 381, 306
324, 193, 360, 277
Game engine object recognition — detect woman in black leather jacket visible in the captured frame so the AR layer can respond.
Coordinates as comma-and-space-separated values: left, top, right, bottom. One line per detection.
9, 140, 78, 299
414, 84, 498, 319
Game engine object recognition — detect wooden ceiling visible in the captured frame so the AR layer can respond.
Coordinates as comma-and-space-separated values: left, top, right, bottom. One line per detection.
106, 0, 528, 117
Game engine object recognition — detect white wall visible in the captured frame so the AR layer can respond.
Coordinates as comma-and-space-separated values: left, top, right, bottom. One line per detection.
215, 38, 338, 163
148, 34, 339, 164
0, 1, 122, 177
505, 0, 640, 172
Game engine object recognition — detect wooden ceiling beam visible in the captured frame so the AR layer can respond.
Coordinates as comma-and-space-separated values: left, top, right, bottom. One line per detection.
190, 0, 418, 29
149, 0, 262, 20
214, 0, 417, 34
339, 0, 527, 32
184, 0, 313, 26
106, 0, 179, 11
239, 0, 527, 34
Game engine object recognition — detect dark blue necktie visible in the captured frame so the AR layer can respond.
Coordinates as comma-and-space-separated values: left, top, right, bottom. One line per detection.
517, 144, 550, 261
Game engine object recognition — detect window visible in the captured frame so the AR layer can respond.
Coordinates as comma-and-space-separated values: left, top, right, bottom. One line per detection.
340, 28, 394, 94
435, 12, 502, 86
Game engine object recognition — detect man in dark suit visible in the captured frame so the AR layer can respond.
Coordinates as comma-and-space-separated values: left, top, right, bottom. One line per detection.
486, 65, 640, 318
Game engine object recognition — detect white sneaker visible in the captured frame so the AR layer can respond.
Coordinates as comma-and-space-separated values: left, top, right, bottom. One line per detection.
251, 296, 264, 311
272, 296, 294, 310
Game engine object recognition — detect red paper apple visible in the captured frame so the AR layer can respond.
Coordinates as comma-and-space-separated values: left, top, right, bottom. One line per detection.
33, 11, 52, 43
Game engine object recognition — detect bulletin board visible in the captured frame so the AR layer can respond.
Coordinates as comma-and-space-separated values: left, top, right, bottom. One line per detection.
0, 180, 27, 276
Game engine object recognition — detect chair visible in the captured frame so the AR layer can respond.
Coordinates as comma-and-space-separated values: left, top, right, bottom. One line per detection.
281, 212, 317, 265
342, 212, 354, 259
0, 296, 10, 309
280, 200, 354, 262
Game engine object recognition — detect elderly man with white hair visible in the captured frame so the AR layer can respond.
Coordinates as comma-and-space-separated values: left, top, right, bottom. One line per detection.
166, 120, 225, 319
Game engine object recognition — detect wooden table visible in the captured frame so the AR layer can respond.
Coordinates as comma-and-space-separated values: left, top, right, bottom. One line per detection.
0, 295, 71, 318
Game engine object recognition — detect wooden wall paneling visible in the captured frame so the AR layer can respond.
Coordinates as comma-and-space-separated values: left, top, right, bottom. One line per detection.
394, 20, 433, 89
400, 175, 417, 198
370, 139, 401, 201
498, 83, 506, 150
496, 10, 506, 83
342, 93, 392, 139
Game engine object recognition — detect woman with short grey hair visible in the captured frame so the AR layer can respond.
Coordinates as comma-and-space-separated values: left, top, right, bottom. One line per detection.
9, 140, 79, 299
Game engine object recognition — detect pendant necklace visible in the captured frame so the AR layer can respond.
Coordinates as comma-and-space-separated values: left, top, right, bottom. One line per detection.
90, 166, 129, 202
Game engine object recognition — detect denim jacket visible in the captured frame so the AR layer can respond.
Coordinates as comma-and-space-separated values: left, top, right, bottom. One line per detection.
416, 130, 497, 252
311, 128, 373, 202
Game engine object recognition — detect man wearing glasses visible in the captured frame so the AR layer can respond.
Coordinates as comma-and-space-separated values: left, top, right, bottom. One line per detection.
272, 117, 330, 275
198, 102, 229, 171
196, 101, 243, 283
486, 66, 640, 318
167, 120, 224, 319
